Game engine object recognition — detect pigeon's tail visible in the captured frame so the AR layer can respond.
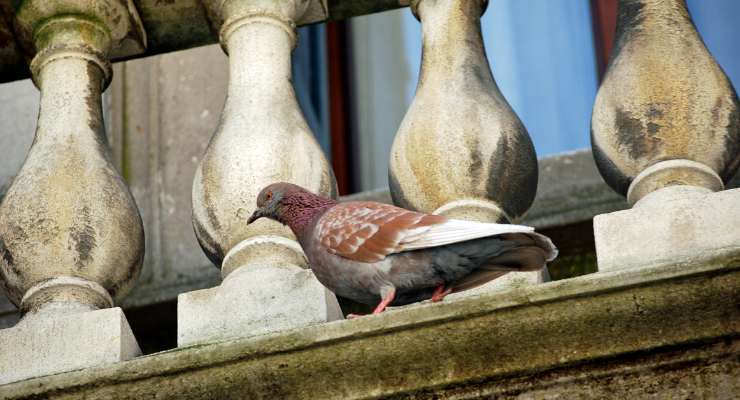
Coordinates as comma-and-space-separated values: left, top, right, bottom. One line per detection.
449, 232, 558, 293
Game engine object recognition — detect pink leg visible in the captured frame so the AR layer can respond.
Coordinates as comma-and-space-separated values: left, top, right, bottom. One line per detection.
346, 288, 397, 319
430, 284, 452, 302
372, 288, 396, 314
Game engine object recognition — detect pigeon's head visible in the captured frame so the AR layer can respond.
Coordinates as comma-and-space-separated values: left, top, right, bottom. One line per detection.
248, 182, 302, 224
247, 182, 334, 228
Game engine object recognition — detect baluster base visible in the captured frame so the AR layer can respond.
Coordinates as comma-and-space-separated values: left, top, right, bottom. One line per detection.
0, 307, 140, 385
594, 186, 740, 272
177, 263, 343, 347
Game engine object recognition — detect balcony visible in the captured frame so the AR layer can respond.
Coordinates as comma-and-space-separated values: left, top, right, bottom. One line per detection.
0, 0, 738, 398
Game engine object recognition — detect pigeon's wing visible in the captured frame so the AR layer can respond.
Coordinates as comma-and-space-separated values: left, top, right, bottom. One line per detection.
317, 202, 446, 262
317, 201, 557, 263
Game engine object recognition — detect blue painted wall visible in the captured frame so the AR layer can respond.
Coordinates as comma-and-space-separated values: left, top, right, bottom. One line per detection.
688, 0, 740, 91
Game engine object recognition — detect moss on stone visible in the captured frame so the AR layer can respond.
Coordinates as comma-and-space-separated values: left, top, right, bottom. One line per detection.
548, 252, 598, 281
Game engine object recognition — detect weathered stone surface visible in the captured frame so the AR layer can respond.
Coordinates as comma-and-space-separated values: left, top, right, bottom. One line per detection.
13, 0, 146, 62
387, 0, 543, 297
0, 0, 411, 84
177, 263, 342, 347
389, 0, 537, 224
2, 257, 737, 399
0, 56, 144, 313
0, 307, 140, 385
595, 186, 740, 272
0, 8, 147, 386
591, 0, 740, 199
191, 2, 336, 268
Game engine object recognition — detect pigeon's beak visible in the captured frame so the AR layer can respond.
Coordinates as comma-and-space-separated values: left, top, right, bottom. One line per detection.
247, 208, 265, 224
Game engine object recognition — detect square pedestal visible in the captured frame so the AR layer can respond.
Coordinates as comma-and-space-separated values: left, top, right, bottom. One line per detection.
0, 307, 141, 385
594, 187, 740, 272
177, 264, 343, 347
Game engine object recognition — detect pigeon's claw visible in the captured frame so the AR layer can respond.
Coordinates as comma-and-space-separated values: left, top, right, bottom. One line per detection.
430, 285, 452, 302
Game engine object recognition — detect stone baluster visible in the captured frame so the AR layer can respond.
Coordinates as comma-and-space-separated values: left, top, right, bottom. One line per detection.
591, 0, 740, 271
179, 0, 340, 347
389, 0, 543, 293
0, 0, 146, 384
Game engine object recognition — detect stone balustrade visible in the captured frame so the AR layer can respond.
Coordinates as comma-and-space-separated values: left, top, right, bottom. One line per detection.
180, 0, 341, 347
0, 0, 146, 384
0, 0, 737, 392
590, 0, 740, 272
389, 0, 544, 293
0, 0, 406, 83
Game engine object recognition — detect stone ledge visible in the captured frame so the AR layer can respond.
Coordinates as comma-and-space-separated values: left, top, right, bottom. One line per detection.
2, 255, 738, 399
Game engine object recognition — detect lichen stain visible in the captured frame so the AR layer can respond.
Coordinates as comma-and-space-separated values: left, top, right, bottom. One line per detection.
467, 140, 484, 182
0, 237, 13, 268
205, 200, 222, 232
614, 108, 661, 160
646, 105, 664, 119
646, 122, 661, 135
70, 206, 97, 270
716, 95, 740, 182
611, 0, 645, 60
85, 63, 106, 148
467, 63, 489, 92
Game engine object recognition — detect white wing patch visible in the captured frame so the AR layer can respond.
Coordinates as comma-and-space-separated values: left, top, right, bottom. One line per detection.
399, 219, 535, 251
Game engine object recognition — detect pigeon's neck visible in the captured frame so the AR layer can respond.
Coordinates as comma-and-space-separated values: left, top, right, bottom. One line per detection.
280, 194, 337, 241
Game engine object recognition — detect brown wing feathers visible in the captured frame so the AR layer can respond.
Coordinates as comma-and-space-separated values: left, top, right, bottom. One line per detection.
318, 202, 447, 263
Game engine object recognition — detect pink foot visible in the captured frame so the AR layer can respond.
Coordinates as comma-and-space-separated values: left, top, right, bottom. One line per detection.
431, 284, 452, 302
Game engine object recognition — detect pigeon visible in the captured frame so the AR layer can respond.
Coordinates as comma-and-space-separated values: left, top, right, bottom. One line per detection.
247, 182, 558, 316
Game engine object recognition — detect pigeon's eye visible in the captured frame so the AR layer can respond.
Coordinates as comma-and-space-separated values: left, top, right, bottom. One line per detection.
265, 191, 273, 201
